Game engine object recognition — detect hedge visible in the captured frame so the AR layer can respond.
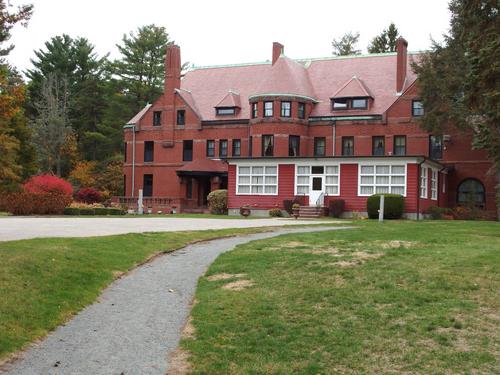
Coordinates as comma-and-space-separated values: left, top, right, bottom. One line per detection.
2, 191, 72, 215
367, 194, 404, 219
63, 207, 81, 215
79, 208, 95, 215
93, 207, 109, 215
207, 189, 227, 214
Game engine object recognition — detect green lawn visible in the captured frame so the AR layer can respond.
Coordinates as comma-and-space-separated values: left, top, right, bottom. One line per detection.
0, 226, 286, 360
184, 221, 500, 374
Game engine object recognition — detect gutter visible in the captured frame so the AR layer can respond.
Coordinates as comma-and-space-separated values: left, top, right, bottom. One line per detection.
123, 124, 137, 198
309, 115, 382, 123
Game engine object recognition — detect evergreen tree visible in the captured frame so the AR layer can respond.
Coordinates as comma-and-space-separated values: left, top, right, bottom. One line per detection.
332, 32, 361, 56
368, 23, 400, 53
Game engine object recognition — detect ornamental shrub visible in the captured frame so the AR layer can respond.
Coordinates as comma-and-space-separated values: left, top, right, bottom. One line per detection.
64, 207, 81, 215
4, 191, 72, 215
23, 175, 73, 198
427, 205, 453, 219
328, 199, 345, 218
76, 187, 103, 204
107, 207, 126, 215
269, 208, 283, 217
367, 194, 404, 219
283, 199, 302, 215
93, 207, 109, 215
79, 208, 95, 215
207, 189, 227, 214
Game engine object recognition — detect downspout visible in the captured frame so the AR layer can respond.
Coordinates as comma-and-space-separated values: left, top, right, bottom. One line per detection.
332, 121, 336, 156
416, 158, 425, 220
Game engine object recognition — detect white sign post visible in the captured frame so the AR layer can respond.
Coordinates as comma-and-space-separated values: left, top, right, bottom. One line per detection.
378, 195, 385, 222
137, 189, 144, 215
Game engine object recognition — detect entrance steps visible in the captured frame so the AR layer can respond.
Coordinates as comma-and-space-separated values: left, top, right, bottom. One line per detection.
298, 206, 327, 218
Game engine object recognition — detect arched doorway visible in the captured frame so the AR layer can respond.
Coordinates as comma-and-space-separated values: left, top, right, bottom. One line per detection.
457, 178, 485, 208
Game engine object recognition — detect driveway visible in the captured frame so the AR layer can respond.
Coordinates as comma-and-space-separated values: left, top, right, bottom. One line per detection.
0, 217, 332, 241
0, 226, 351, 375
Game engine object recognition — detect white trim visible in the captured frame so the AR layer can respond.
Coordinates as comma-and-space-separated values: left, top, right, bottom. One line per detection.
357, 162, 407, 197
430, 168, 438, 200
294, 163, 340, 197
236, 164, 279, 196
420, 166, 428, 199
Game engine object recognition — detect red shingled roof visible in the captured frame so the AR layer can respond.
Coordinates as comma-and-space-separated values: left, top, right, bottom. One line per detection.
179, 52, 419, 121
215, 90, 241, 108
176, 158, 228, 174
331, 76, 373, 98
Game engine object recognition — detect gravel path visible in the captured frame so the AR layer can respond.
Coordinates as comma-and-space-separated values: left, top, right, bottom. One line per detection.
0, 217, 330, 241
1, 226, 350, 375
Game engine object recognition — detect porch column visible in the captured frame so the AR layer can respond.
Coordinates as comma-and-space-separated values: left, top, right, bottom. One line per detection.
210, 176, 221, 191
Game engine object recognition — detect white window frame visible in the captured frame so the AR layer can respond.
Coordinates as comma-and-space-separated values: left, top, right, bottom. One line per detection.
358, 163, 407, 197
236, 164, 278, 195
420, 166, 428, 198
294, 164, 340, 196
431, 169, 438, 200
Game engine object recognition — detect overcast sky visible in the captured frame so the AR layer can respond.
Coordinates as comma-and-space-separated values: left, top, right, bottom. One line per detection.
8, 0, 451, 75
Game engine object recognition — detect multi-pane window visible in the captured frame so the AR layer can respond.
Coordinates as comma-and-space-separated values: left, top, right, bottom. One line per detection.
143, 174, 153, 197
332, 98, 348, 110
252, 103, 258, 118
420, 166, 428, 198
232, 139, 241, 156
342, 137, 354, 156
412, 100, 424, 116
183, 140, 193, 161
289, 135, 300, 157
393, 135, 406, 156
431, 169, 438, 200
216, 107, 236, 115
359, 164, 406, 196
372, 136, 385, 156
351, 98, 368, 109
314, 137, 326, 156
176, 110, 185, 126
153, 111, 161, 126
324, 166, 340, 195
295, 165, 339, 196
280, 101, 291, 117
429, 135, 443, 159
144, 141, 154, 162
457, 179, 485, 207
219, 139, 228, 157
206, 140, 215, 157
264, 101, 273, 117
332, 98, 369, 110
262, 135, 274, 156
298, 102, 305, 119
237, 166, 278, 195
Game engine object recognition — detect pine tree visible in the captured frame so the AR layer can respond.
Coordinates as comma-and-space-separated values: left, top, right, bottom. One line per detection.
368, 23, 400, 53
332, 32, 361, 56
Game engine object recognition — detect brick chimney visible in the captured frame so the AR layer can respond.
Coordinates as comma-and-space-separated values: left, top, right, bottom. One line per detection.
165, 44, 181, 103
272, 42, 284, 65
396, 38, 408, 93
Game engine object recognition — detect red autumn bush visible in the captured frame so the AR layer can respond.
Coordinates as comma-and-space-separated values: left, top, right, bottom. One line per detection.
2, 191, 72, 215
23, 175, 73, 197
76, 187, 103, 204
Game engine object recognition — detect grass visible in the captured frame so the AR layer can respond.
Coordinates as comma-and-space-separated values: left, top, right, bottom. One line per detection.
184, 220, 500, 374
0, 226, 290, 361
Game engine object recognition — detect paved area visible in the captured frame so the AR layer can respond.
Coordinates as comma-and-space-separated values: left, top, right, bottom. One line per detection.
0, 217, 332, 241
0, 226, 350, 375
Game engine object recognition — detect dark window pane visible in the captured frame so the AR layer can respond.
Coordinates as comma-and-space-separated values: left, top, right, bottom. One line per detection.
177, 110, 185, 126
312, 177, 322, 191
153, 111, 161, 126
216, 107, 235, 115
457, 179, 485, 207
232, 139, 241, 156
262, 135, 274, 156
429, 135, 443, 159
412, 100, 424, 116
252, 103, 258, 118
289, 135, 300, 156
264, 101, 273, 117
143, 174, 153, 197
206, 140, 215, 157
144, 141, 154, 162
314, 137, 326, 156
249, 136, 253, 156
342, 137, 354, 156
298, 102, 305, 119
372, 136, 385, 156
219, 139, 228, 157
280, 101, 291, 117
393, 136, 406, 156
183, 140, 193, 161
186, 178, 193, 199
311, 166, 324, 174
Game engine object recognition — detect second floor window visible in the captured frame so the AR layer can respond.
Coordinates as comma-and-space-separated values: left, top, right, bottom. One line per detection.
153, 111, 161, 126
429, 135, 443, 159
177, 110, 185, 126
219, 139, 228, 157
289, 135, 300, 156
143, 174, 153, 197
206, 140, 215, 157
298, 102, 305, 119
393, 135, 406, 156
372, 136, 385, 156
412, 100, 424, 116
314, 137, 326, 156
281, 101, 291, 117
144, 141, 154, 162
262, 135, 274, 156
252, 102, 258, 118
232, 139, 241, 156
342, 137, 354, 156
183, 140, 193, 161
264, 101, 273, 117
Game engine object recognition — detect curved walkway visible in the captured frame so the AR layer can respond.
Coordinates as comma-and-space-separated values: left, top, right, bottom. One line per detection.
1, 226, 351, 375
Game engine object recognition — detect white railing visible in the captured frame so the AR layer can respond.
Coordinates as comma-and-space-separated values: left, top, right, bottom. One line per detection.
316, 192, 325, 207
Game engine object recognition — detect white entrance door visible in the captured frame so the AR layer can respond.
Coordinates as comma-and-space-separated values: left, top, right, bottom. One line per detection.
309, 176, 324, 206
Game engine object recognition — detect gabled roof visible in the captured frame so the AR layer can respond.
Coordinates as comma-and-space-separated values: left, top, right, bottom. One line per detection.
126, 103, 151, 125
215, 90, 241, 108
175, 88, 202, 119
331, 76, 373, 98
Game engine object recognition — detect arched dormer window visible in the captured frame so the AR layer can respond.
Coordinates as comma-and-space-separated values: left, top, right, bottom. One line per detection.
457, 178, 485, 207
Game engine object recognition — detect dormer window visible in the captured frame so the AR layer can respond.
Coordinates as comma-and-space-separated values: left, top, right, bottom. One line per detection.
332, 97, 370, 111
351, 98, 368, 109
216, 107, 236, 116
332, 98, 348, 110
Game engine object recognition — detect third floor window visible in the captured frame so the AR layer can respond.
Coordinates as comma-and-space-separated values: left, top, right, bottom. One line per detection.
412, 100, 424, 117
252, 102, 258, 118
298, 102, 305, 119
280, 101, 291, 117
153, 111, 161, 126
264, 101, 273, 117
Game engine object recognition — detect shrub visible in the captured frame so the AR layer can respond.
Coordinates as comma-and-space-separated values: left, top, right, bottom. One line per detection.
367, 194, 404, 219
93, 207, 109, 215
283, 199, 302, 215
23, 175, 73, 198
328, 199, 345, 218
3, 191, 72, 215
64, 207, 81, 215
107, 208, 126, 215
427, 205, 452, 219
207, 189, 227, 214
269, 208, 283, 217
79, 208, 95, 215
240, 205, 251, 216
76, 187, 103, 204
452, 206, 482, 220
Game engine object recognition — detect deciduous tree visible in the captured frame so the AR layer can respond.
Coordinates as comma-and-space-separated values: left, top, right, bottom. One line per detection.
332, 31, 361, 56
